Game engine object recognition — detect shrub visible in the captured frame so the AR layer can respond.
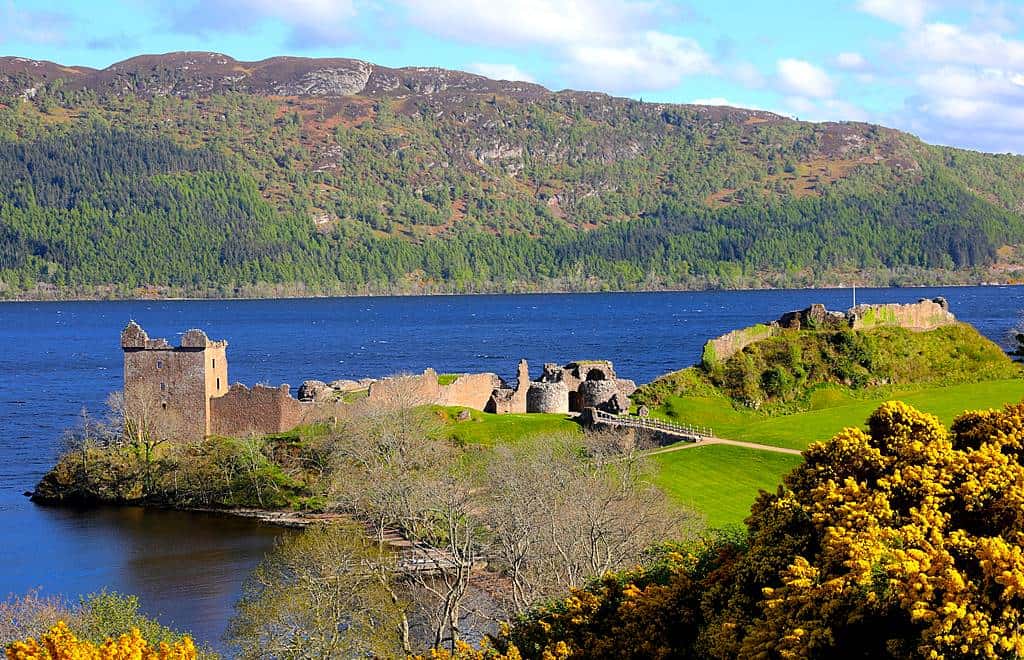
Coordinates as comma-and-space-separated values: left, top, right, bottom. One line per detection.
487, 401, 1024, 659
5, 621, 198, 660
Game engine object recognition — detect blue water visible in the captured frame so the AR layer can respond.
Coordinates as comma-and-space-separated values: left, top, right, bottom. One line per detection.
2, 287, 1023, 646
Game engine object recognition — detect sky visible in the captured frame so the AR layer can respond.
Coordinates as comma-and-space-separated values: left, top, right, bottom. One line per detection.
2, 0, 1024, 153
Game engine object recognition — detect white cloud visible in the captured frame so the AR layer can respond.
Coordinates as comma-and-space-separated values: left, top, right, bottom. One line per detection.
915, 66, 1024, 118
404, 0, 658, 49
784, 96, 817, 117
776, 58, 835, 98
782, 96, 868, 122
835, 51, 869, 70
467, 62, 536, 83
906, 22, 1024, 68
865, 13, 1024, 152
857, 0, 930, 27
691, 97, 774, 112
401, 0, 712, 94
891, 64, 1024, 151
0, 5, 70, 44
729, 61, 766, 88
565, 31, 713, 92
822, 98, 870, 121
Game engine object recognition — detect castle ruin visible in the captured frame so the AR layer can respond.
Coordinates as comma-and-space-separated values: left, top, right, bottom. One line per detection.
701, 298, 957, 368
489, 359, 636, 415
121, 321, 635, 442
121, 322, 306, 442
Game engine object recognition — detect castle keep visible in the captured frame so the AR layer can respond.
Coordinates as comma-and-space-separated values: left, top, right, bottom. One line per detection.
121, 322, 305, 441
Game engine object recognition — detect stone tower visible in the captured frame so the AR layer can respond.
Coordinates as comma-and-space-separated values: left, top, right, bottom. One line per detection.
121, 321, 228, 441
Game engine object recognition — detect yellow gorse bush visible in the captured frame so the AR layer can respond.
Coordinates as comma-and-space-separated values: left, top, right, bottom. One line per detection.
747, 401, 1024, 659
490, 400, 1024, 659
5, 621, 197, 660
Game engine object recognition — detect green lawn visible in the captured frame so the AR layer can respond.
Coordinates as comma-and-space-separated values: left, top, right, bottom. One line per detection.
649, 378, 1024, 527
651, 445, 802, 529
431, 406, 581, 446
426, 380, 1024, 529
655, 379, 1024, 450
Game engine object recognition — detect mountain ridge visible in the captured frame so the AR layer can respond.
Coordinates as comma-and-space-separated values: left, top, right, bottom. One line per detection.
0, 51, 1022, 298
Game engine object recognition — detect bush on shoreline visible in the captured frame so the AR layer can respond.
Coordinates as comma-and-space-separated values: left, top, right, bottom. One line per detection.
1, 591, 216, 659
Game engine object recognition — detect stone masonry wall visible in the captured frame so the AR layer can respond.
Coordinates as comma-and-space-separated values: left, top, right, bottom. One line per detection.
702, 324, 781, 368
210, 383, 308, 437
366, 369, 443, 406
702, 299, 958, 367
367, 368, 504, 410
439, 372, 504, 409
849, 300, 956, 332
121, 322, 227, 442
124, 346, 209, 442
527, 381, 569, 414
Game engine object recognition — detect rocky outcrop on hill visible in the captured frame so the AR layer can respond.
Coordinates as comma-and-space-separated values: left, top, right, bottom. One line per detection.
0, 52, 559, 104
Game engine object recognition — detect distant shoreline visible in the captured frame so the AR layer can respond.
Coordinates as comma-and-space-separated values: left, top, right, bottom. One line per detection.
1, 280, 1019, 304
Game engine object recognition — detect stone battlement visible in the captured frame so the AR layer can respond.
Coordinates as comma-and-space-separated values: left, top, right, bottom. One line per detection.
121, 322, 227, 351
702, 298, 956, 367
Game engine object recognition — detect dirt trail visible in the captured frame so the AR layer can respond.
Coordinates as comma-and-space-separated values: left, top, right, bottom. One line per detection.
644, 437, 803, 457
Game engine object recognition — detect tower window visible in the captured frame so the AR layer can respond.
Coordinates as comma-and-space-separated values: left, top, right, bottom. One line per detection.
161, 401, 167, 410
160, 382, 166, 392
212, 358, 216, 369
217, 377, 221, 390
157, 360, 163, 369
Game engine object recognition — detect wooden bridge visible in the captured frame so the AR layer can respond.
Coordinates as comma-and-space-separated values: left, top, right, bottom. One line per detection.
376, 527, 466, 574
591, 409, 712, 443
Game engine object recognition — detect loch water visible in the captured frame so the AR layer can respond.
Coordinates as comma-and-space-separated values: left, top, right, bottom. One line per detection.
2, 287, 1023, 647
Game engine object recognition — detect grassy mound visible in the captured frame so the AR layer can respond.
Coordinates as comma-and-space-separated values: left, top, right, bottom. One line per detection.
636, 323, 1021, 413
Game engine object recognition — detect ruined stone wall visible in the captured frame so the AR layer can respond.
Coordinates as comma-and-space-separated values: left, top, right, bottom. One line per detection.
509, 359, 530, 413
489, 360, 533, 414
579, 379, 621, 410
366, 369, 443, 407
439, 372, 503, 409
701, 323, 781, 368
849, 300, 956, 332
702, 299, 957, 368
124, 346, 209, 441
209, 384, 308, 437
367, 368, 504, 411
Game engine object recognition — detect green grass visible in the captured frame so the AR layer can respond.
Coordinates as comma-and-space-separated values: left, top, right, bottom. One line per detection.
649, 378, 1024, 527
655, 378, 1024, 450
638, 324, 1022, 415
338, 388, 369, 403
431, 406, 581, 447
650, 445, 802, 528
437, 373, 461, 386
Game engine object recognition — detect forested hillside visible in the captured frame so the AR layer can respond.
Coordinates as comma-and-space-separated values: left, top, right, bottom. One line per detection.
1, 52, 1023, 298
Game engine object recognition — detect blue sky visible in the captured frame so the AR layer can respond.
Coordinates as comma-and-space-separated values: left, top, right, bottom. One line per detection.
3, 0, 1024, 153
